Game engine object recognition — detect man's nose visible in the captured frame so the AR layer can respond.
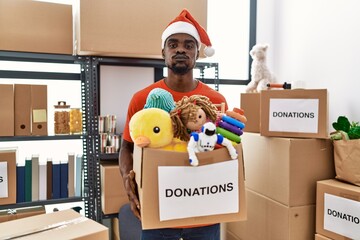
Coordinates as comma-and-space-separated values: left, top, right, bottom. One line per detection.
176, 45, 186, 53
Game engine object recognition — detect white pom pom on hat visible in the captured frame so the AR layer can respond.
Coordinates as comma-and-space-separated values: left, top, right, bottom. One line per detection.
161, 9, 215, 57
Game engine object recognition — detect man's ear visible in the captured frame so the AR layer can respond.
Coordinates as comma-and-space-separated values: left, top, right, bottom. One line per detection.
161, 49, 165, 59
196, 50, 200, 60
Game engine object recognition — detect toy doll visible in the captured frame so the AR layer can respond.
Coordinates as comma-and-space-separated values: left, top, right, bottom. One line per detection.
170, 95, 219, 141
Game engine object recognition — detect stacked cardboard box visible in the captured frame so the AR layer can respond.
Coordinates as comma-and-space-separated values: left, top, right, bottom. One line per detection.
0, 0, 72, 54
0, 206, 45, 223
230, 89, 334, 239
240, 89, 328, 139
100, 163, 128, 215
226, 133, 335, 240
73, 0, 207, 58
316, 179, 360, 240
0, 209, 108, 239
240, 93, 260, 133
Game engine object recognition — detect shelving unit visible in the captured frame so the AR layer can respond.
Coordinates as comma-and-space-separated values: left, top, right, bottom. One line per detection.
0, 51, 98, 221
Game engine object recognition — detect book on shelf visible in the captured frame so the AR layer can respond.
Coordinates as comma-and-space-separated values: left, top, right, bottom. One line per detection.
10, 151, 82, 202
31, 154, 39, 201
52, 159, 61, 199
24, 157, 32, 202
46, 158, 53, 200
16, 161, 25, 203
60, 159, 68, 198
75, 154, 83, 197
38, 160, 47, 201
68, 153, 75, 197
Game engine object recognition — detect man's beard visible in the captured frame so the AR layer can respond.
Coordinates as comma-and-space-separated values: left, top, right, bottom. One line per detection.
168, 64, 191, 75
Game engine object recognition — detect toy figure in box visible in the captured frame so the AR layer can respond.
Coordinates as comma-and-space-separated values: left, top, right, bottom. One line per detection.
187, 122, 238, 166
170, 95, 219, 142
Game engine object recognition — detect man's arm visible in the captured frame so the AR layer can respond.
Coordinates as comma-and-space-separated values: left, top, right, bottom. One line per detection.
119, 139, 141, 220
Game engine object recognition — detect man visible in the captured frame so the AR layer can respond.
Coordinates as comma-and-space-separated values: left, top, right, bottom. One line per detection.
119, 8, 227, 240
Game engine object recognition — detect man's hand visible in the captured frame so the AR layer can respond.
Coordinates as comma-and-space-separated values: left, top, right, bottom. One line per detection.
124, 170, 141, 220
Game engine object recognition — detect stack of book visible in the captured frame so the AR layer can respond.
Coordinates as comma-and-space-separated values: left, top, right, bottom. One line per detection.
15, 153, 83, 203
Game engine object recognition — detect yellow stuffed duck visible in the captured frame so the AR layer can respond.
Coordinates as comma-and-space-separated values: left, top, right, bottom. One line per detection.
129, 108, 187, 152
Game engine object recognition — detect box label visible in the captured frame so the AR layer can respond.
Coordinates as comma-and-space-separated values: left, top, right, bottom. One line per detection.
269, 98, 319, 133
158, 160, 239, 221
33, 109, 47, 122
0, 162, 8, 198
324, 193, 360, 239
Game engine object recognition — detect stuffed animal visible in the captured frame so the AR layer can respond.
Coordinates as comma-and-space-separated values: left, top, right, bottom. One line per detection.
187, 122, 238, 166
144, 88, 176, 113
129, 108, 187, 152
170, 95, 219, 142
245, 43, 275, 93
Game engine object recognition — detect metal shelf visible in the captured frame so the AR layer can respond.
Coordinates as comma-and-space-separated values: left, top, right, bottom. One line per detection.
0, 197, 84, 211
0, 51, 95, 221
99, 153, 119, 161
0, 134, 84, 142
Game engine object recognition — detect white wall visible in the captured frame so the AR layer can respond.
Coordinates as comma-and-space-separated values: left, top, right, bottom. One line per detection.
100, 65, 154, 134
257, 0, 360, 132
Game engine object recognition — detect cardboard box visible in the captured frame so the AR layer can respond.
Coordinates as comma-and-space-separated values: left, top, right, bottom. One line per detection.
316, 179, 360, 240
315, 233, 333, 240
73, 0, 207, 58
0, 209, 109, 239
243, 133, 335, 207
260, 89, 328, 139
0, 206, 45, 223
240, 93, 260, 133
0, 0, 72, 54
100, 163, 128, 215
14, 84, 32, 136
0, 84, 14, 136
0, 149, 16, 206
133, 144, 246, 229
31, 85, 48, 136
226, 189, 316, 240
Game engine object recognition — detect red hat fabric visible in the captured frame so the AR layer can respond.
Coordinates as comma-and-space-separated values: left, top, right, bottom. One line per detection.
161, 9, 215, 57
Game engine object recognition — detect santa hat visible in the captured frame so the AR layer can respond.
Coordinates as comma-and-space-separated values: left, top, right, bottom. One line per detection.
161, 9, 215, 57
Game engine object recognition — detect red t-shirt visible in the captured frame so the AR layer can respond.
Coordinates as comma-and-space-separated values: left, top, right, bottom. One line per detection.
122, 78, 228, 142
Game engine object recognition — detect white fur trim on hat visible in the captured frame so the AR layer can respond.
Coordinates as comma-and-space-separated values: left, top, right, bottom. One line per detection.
161, 21, 201, 49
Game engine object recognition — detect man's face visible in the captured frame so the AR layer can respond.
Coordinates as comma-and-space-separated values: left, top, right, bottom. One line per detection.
162, 33, 199, 75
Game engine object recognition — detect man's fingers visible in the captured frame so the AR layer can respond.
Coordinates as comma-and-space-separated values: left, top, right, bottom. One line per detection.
125, 170, 141, 219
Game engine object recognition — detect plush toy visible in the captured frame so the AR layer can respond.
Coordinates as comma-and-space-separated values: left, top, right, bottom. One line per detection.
129, 108, 187, 152
245, 43, 275, 93
170, 95, 219, 142
144, 88, 176, 113
187, 122, 238, 166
